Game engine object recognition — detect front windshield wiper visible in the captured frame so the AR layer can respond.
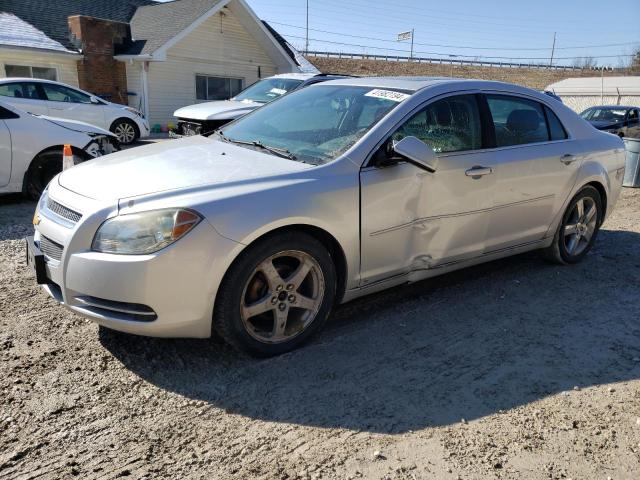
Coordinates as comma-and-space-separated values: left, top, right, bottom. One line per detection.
216, 131, 297, 161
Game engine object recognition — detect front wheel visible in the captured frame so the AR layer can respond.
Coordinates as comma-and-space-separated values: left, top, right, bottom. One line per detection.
214, 232, 336, 356
545, 185, 602, 264
110, 118, 138, 145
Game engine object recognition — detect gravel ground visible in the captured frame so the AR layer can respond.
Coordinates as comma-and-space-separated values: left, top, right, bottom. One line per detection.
1, 189, 639, 480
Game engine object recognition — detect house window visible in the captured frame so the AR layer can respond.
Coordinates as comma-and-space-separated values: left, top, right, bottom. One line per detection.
4, 65, 57, 81
195, 75, 242, 101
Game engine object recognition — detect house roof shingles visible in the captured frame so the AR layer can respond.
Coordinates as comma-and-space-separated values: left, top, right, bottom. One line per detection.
123, 0, 224, 55
0, 0, 155, 51
0, 12, 75, 53
0, 0, 302, 67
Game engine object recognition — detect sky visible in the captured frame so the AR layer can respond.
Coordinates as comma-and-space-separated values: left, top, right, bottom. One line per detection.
241, 0, 640, 67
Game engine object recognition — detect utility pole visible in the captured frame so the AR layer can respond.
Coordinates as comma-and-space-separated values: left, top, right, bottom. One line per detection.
410, 28, 414, 61
549, 32, 556, 67
305, 0, 309, 54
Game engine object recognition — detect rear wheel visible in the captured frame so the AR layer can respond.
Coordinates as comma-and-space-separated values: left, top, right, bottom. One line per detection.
214, 231, 336, 356
545, 186, 602, 264
110, 118, 138, 145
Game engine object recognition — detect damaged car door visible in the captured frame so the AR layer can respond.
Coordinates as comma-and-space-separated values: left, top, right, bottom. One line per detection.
360, 93, 497, 285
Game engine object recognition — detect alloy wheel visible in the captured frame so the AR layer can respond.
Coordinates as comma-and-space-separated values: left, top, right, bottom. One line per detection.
240, 250, 325, 344
114, 122, 136, 144
563, 197, 598, 256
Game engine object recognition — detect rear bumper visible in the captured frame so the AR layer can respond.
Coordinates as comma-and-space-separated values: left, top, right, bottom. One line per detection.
34, 183, 241, 338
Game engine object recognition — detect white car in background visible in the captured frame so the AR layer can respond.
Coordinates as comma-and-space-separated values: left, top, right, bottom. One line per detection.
0, 100, 118, 198
0, 78, 149, 145
173, 73, 350, 136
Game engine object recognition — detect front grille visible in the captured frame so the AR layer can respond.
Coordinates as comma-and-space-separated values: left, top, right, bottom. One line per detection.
39, 235, 63, 261
47, 198, 82, 223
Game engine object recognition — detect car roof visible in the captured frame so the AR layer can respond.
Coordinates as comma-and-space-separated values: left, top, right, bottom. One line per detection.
270, 73, 320, 81
269, 72, 354, 81
0, 77, 60, 84
312, 76, 543, 94
583, 105, 637, 110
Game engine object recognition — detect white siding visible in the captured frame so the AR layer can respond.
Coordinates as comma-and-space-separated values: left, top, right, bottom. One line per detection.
0, 48, 79, 86
125, 61, 144, 111
145, 10, 279, 125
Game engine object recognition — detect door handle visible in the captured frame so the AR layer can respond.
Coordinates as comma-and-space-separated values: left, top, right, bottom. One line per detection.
465, 166, 493, 177
560, 154, 578, 165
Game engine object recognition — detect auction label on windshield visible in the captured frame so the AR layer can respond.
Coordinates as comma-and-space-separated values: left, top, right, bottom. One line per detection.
269, 88, 287, 95
365, 89, 410, 102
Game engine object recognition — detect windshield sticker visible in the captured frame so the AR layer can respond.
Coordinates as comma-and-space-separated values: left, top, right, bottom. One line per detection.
365, 89, 410, 102
269, 88, 287, 95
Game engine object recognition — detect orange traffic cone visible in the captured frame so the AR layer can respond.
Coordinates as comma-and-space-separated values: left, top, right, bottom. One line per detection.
62, 144, 74, 170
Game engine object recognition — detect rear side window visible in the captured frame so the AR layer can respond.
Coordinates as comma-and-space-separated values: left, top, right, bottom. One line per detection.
545, 106, 568, 140
0, 82, 42, 100
393, 94, 482, 153
486, 95, 549, 147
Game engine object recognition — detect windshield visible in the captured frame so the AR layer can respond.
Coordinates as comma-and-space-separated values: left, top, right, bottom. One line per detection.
580, 107, 627, 123
220, 85, 410, 164
233, 78, 304, 103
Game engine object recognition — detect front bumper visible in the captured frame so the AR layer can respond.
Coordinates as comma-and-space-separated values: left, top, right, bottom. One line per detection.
32, 182, 241, 338
135, 117, 151, 139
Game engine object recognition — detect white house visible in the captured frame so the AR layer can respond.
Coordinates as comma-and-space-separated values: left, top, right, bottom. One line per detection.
546, 76, 640, 112
1, 0, 308, 126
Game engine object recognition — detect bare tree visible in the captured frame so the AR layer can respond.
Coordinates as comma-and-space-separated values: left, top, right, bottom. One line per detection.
573, 56, 597, 69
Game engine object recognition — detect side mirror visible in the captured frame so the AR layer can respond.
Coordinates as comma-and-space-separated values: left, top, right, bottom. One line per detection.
392, 136, 437, 172
89, 96, 101, 105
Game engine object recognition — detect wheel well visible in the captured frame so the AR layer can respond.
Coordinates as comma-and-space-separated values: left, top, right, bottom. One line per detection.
244, 225, 348, 304
22, 145, 89, 192
110, 117, 140, 138
585, 181, 607, 220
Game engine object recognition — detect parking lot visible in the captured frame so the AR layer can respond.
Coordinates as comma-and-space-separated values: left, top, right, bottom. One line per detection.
1, 187, 639, 479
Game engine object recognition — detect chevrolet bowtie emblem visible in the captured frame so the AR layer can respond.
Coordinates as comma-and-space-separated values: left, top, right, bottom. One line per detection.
33, 213, 41, 226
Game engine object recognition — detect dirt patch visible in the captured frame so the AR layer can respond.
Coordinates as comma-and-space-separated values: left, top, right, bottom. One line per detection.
1, 189, 639, 479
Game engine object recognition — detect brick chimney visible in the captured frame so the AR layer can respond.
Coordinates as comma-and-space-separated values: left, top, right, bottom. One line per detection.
68, 15, 130, 105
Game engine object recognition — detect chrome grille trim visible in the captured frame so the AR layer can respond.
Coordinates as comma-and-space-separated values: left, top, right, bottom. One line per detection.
47, 198, 82, 223
39, 235, 63, 261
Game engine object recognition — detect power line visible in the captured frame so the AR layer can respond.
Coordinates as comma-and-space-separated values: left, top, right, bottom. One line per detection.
263, 0, 631, 37
266, 20, 640, 51
262, 7, 637, 44
281, 33, 636, 61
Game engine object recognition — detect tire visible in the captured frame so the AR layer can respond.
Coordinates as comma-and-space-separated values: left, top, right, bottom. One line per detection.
110, 118, 138, 145
24, 150, 64, 200
544, 185, 603, 264
213, 231, 337, 357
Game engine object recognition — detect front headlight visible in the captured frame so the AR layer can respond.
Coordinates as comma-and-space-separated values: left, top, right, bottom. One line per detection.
92, 208, 202, 254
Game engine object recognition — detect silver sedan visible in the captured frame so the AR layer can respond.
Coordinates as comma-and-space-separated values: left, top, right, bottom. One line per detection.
27, 77, 625, 356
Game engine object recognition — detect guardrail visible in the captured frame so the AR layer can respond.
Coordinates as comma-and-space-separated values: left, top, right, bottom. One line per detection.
306, 51, 621, 71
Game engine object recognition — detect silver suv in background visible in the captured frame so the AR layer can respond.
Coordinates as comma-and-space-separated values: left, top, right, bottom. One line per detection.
172, 73, 351, 136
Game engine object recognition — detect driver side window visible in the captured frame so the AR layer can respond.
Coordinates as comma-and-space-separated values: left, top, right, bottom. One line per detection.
392, 94, 482, 153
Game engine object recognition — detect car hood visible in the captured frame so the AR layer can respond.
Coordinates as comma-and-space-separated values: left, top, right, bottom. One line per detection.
173, 100, 262, 121
39, 115, 114, 137
57, 135, 312, 201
